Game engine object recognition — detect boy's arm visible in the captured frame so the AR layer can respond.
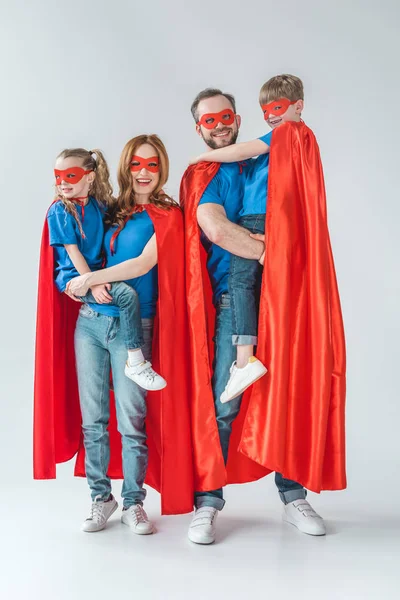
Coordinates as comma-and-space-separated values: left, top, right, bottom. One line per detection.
67, 235, 157, 297
64, 244, 112, 303
191, 139, 270, 165
197, 204, 264, 259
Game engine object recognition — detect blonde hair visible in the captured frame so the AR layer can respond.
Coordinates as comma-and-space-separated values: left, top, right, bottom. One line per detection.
55, 148, 115, 237
259, 74, 304, 105
109, 134, 177, 232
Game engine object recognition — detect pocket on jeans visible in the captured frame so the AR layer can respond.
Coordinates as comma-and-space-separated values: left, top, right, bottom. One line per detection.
79, 304, 96, 319
219, 294, 231, 309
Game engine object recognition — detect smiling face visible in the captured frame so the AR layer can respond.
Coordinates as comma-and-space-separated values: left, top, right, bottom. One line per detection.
262, 97, 304, 129
130, 143, 160, 201
54, 156, 95, 199
196, 95, 241, 150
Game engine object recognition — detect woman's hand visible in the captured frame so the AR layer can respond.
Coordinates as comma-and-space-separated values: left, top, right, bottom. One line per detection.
90, 284, 113, 304
67, 273, 92, 297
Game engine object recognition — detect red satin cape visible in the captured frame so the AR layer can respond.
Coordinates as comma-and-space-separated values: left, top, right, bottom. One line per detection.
180, 121, 346, 494
33, 203, 194, 515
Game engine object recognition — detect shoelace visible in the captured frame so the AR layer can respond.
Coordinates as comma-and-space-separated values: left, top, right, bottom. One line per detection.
88, 496, 105, 522
142, 366, 157, 383
129, 504, 149, 524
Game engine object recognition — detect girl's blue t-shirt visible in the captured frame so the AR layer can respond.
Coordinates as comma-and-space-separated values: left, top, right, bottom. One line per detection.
93, 210, 158, 319
47, 197, 104, 292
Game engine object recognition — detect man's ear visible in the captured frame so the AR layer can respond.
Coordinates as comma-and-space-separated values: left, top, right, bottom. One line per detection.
195, 123, 202, 138
235, 114, 242, 129
295, 99, 304, 114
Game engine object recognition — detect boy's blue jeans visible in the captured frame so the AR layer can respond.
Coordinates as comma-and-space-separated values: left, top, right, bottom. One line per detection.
230, 214, 265, 346
194, 295, 306, 510
74, 304, 153, 508
81, 281, 144, 350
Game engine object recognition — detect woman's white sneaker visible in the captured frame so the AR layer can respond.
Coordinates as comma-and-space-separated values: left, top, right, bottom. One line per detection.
188, 507, 218, 544
81, 495, 118, 532
283, 499, 326, 536
121, 504, 154, 535
220, 357, 267, 403
125, 360, 167, 391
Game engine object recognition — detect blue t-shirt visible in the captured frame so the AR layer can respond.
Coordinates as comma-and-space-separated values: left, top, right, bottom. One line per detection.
94, 210, 158, 319
198, 162, 247, 303
241, 131, 273, 217
47, 197, 104, 292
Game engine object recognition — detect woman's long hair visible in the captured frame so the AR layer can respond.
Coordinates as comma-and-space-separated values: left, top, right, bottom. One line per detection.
108, 134, 178, 231
55, 148, 115, 237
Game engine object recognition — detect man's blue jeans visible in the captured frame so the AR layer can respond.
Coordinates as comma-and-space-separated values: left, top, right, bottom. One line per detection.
194, 294, 306, 510
74, 304, 153, 508
81, 281, 144, 350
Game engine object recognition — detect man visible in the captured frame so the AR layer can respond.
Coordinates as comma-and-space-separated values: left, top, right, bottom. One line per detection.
180, 88, 336, 544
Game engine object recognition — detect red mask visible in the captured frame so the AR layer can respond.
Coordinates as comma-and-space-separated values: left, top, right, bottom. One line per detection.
261, 98, 297, 120
197, 109, 236, 129
130, 156, 160, 173
54, 167, 92, 185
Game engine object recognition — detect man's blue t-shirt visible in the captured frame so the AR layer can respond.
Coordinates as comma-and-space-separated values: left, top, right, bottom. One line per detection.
241, 130, 273, 217
198, 162, 247, 303
94, 210, 158, 319
47, 197, 104, 292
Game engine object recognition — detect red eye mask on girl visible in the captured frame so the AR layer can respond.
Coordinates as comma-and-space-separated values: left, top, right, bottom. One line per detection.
130, 156, 160, 173
54, 167, 92, 185
197, 109, 236, 129
261, 98, 297, 120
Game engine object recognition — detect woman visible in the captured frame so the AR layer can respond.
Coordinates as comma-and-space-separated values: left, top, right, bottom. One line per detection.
34, 135, 193, 533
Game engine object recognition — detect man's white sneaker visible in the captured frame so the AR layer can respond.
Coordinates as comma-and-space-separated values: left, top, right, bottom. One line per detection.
125, 361, 167, 391
188, 507, 218, 544
121, 504, 154, 535
220, 357, 267, 403
283, 499, 326, 536
81, 495, 118, 532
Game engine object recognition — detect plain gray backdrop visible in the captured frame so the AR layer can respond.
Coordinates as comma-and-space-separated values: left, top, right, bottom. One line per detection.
0, 1, 399, 597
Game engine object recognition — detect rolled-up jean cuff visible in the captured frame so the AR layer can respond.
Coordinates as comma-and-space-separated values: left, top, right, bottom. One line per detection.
195, 496, 226, 511
232, 334, 258, 346
279, 488, 307, 505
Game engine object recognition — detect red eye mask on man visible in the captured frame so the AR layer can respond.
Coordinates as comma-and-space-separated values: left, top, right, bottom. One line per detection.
130, 156, 160, 173
261, 98, 297, 120
54, 167, 93, 185
197, 109, 236, 129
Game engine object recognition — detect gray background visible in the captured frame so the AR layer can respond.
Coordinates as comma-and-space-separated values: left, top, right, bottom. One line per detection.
0, 1, 399, 598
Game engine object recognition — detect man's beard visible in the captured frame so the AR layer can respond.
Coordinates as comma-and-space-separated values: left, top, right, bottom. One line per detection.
200, 127, 239, 150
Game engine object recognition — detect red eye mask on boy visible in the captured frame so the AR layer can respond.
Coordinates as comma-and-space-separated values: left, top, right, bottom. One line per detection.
197, 109, 236, 129
130, 156, 160, 173
54, 167, 93, 185
261, 98, 297, 120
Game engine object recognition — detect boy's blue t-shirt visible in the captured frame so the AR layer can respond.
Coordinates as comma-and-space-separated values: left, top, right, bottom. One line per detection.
198, 162, 247, 304
240, 130, 273, 217
94, 210, 158, 319
47, 197, 104, 292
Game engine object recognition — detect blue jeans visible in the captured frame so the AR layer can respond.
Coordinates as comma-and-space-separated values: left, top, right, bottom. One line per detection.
194, 294, 306, 510
74, 304, 153, 508
81, 281, 144, 350
230, 214, 265, 346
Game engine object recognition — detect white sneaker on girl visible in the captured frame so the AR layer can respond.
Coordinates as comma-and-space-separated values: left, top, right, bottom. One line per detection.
220, 357, 267, 403
125, 361, 167, 391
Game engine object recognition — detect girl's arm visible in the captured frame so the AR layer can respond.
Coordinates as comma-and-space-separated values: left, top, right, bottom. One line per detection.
67, 234, 157, 296
64, 244, 112, 303
190, 139, 270, 165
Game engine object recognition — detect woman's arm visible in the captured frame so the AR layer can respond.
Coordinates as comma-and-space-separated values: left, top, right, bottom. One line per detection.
67, 234, 157, 296
64, 244, 112, 303
190, 139, 270, 165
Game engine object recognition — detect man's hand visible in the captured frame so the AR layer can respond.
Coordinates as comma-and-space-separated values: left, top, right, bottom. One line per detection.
90, 284, 113, 304
250, 233, 266, 265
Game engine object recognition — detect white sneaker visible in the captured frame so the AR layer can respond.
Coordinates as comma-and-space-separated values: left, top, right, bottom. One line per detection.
121, 504, 154, 535
81, 495, 118, 532
125, 361, 167, 391
188, 507, 218, 545
220, 357, 267, 403
283, 499, 326, 536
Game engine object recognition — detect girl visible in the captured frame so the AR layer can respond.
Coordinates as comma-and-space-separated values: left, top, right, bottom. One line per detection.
48, 148, 166, 391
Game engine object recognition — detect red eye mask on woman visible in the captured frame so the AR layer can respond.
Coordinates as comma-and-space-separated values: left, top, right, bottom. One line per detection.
130, 156, 160, 173
261, 98, 297, 120
197, 109, 236, 129
54, 167, 92, 185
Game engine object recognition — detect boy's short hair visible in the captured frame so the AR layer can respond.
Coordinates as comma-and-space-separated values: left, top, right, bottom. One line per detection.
259, 74, 304, 105
191, 88, 236, 123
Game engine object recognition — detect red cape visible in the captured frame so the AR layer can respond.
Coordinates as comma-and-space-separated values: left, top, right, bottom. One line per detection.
34, 203, 194, 515
180, 121, 346, 494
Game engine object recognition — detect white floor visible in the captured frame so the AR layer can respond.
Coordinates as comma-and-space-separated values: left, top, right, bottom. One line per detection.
2, 468, 399, 600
